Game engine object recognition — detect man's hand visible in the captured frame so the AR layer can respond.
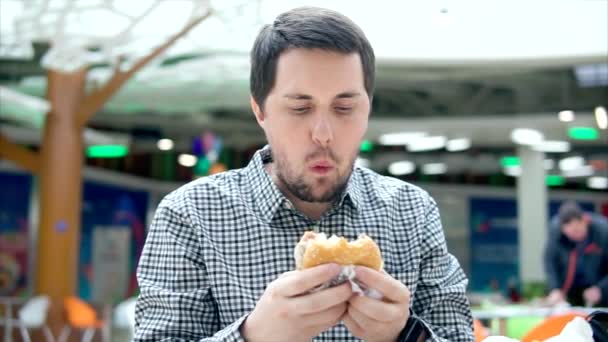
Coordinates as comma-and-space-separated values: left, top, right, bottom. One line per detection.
583, 286, 602, 306
241, 263, 352, 342
343, 266, 411, 342
546, 289, 566, 305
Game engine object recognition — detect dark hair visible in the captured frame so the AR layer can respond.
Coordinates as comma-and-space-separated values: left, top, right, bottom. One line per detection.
250, 6, 375, 108
557, 201, 584, 225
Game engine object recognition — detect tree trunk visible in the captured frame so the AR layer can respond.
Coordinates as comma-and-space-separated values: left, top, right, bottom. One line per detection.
36, 69, 87, 337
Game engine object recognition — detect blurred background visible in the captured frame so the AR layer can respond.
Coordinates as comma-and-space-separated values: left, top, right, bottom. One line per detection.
0, 0, 606, 341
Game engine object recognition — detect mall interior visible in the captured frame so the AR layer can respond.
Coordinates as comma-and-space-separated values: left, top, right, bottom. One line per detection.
0, 1, 607, 341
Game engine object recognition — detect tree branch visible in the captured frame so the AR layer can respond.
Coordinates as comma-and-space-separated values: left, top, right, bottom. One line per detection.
77, 10, 212, 126
0, 134, 40, 173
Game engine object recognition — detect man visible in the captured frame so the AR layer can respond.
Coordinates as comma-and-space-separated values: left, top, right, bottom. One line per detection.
545, 201, 608, 307
135, 6, 473, 341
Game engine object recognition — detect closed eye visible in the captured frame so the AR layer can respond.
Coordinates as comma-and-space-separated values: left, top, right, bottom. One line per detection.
335, 107, 353, 114
290, 107, 310, 114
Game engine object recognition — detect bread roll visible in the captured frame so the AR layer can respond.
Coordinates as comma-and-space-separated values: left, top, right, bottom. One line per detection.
294, 231, 383, 270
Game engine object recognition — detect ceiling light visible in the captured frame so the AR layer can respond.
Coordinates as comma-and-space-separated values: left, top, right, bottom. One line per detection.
595, 106, 607, 129
446, 138, 471, 152
558, 110, 575, 122
500, 156, 520, 167
562, 165, 594, 178
178, 154, 197, 167
559, 156, 585, 172
532, 140, 571, 153
511, 128, 544, 145
83, 128, 131, 146
378, 132, 427, 146
546, 175, 565, 187
388, 161, 416, 176
157, 138, 174, 151
422, 163, 447, 175
587, 176, 608, 189
0, 86, 51, 113
569, 127, 599, 140
407, 136, 447, 152
355, 157, 371, 168
360, 140, 373, 152
503, 166, 522, 177
86, 145, 128, 158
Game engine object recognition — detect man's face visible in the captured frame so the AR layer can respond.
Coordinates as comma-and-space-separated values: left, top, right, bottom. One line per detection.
561, 218, 589, 242
252, 48, 370, 203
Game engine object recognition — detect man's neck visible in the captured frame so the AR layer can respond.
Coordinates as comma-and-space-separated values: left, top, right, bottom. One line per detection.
287, 197, 331, 221
265, 164, 332, 221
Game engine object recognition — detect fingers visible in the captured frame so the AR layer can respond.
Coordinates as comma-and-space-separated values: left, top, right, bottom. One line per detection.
342, 313, 365, 338
347, 302, 381, 327
289, 282, 353, 314
274, 263, 341, 297
348, 293, 405, 322
343, 293, 410, 341
302, 302, 348, 328
354, 266, 410, 303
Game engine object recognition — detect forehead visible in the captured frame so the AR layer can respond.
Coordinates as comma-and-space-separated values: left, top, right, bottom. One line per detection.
272, 48, 365, 96
562, 218, 583, 227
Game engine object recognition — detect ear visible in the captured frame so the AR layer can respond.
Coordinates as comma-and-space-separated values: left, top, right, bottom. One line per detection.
250, 96, 265, 128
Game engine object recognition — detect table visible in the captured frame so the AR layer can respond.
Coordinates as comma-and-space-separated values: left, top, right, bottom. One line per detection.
472, 305, 605, 336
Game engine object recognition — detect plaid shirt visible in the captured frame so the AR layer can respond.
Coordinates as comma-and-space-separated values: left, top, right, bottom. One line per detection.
134, 146, 474, 341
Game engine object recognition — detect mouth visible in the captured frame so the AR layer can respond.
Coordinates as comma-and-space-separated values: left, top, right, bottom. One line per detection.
309, 160, 335, 175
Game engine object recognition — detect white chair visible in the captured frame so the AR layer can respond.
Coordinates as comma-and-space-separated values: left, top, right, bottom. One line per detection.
112, 297, 137, 340
0, 295, 54, 342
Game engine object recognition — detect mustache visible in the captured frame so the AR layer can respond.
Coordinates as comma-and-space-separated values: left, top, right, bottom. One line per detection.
305, 148, 340, 163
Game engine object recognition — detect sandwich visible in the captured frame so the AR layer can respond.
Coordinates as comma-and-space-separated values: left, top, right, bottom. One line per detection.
294, 231, 383, 271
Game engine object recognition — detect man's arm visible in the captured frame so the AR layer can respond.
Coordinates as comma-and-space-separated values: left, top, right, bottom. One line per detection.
411, 196, 474, 342
593, 221, 608, 303
134, 194, 246, 342
543, 222, 562, 292
596, 227, 608, 303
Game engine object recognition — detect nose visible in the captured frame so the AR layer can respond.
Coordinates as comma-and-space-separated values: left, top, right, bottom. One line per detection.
311, 115, 333, 148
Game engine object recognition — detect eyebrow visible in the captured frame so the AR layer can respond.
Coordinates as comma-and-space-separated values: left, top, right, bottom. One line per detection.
283, 92, 362, 100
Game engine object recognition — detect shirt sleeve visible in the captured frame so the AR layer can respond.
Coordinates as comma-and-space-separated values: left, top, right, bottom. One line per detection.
543, 233, 562, 291
596, 225, 608, 298
411, 196, 475, 342
134, 194, 247, 341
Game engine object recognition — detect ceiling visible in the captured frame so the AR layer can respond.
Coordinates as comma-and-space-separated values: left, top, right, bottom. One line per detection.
0, 0, 607, 188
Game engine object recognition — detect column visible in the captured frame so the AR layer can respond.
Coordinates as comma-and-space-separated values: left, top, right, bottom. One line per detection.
517, 146, 547, 284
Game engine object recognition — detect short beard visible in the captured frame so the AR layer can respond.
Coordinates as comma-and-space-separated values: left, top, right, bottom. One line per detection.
273, 149, 353, 203
276, 167, 349, 203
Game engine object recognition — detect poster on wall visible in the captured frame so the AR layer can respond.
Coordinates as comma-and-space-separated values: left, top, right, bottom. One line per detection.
92, 226, 131, 303
469, 197, 519, 293
79, 181, 148, 302
0, 172, 32, 297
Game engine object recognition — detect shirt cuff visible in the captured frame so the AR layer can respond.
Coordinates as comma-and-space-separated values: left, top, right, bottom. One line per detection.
210, 314, 249, 342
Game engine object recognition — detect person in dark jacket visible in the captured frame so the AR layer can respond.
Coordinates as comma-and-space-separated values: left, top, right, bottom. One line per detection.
544, 201, 608, 307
